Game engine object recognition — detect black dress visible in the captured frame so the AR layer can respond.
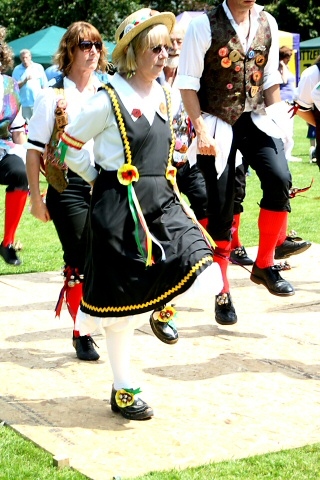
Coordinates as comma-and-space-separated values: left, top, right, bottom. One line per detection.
80, 86, 214, 318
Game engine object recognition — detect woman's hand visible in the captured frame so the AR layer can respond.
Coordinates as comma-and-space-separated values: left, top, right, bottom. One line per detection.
29, 196, 51, 222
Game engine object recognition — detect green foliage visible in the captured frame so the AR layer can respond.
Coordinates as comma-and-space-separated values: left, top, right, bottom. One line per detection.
1, 0, 319, 43
265, 0, 320, 41
1, 0, 143, 42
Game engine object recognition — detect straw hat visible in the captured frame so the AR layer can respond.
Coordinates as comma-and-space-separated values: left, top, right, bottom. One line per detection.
112, 8, 175, 64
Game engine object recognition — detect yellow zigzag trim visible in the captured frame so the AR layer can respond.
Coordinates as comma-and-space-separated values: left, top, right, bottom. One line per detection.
101, 84, 175, 169
81, 255, 213, 314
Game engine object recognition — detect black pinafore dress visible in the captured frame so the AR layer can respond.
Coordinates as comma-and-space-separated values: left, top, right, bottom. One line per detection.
80, 85, 213, 318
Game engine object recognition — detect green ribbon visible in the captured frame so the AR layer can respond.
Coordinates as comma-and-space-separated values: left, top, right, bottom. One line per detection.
56, 141, 68, 165
127, 184, 146, 261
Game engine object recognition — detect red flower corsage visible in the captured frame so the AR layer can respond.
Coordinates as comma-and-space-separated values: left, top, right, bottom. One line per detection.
132, 108, 142, 118
117, 164, 139, 185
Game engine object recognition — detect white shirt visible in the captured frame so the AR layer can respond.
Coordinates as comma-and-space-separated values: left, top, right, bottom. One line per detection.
62, 73, 168, 184
176, 2, 285, 175
26, 75, 102, 166
296, 65, 320, 110
311, 81, 320, 111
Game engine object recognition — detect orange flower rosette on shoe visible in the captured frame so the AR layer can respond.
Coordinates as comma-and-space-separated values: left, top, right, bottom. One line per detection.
158, 305, 177, 322
115, 387, 142, 408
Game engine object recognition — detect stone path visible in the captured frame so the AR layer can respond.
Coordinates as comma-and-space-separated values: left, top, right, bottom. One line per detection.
0, 245, 319, 479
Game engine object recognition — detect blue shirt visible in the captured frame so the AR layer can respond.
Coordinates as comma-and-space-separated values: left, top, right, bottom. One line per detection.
12, 62, 48, 107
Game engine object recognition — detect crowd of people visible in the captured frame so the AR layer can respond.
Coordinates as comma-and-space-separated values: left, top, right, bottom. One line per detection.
0, 0, 318, 420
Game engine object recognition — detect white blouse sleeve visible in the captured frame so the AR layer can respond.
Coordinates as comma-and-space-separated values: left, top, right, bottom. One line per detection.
27, 88, 57, 151
62, 89, 111, 183
176, 14, 212, 92
311, 81, 320, 111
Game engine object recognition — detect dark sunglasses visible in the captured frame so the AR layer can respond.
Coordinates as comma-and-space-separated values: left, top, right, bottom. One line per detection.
151, 44, 169, 54
78, 41, 103, 52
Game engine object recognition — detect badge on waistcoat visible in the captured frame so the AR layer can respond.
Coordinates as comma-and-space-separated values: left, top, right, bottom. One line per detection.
221, 57, 232, 68
252, 71, 262, 83
229, 50, 241, 62
250, 85, 259, 97
218, 47, 229, 57
255, 54, 266, 67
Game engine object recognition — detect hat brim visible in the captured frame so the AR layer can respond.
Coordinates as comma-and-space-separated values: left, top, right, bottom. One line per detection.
112, 12, 175, 64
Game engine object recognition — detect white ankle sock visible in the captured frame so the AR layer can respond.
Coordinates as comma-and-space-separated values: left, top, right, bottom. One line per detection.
104, 322, 135, 390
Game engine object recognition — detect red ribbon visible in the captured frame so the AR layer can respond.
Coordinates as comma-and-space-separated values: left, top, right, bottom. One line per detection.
289, 178, 314, 198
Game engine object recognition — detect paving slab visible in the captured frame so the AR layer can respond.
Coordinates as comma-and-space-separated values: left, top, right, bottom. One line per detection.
0, 245, 320, 480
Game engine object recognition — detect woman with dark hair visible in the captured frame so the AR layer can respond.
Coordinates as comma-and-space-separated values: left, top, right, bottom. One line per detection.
0, 26, 28, 266
26, 22, 108, 361
58, 8, 222, 420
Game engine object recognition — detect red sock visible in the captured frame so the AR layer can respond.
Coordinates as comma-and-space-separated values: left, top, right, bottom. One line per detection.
256, 209, 288, 268
214, 240, 231, 293
231, 213, 241, 249
276, 214, 288, 247
3, 190, 28, 246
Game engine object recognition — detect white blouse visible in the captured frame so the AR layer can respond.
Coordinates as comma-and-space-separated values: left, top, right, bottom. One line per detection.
62, 73, 169, 184
26, 75, 102, 166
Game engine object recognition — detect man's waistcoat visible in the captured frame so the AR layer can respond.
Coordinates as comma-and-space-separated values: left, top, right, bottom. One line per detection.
198, 5, 271, 125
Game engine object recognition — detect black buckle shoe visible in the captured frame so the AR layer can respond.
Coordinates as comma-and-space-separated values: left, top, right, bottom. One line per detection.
0, 242, 21, 266
275, 236, 311, 259
110, 386, 154, 420
215, 293, 237, 325
73, 335, 100, 361
230, 246, 253, 266
149, 307, 178, 345
250, 263, 295, 296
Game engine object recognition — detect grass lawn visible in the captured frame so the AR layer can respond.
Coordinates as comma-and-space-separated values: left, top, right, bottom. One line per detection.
1, 115, 320, 479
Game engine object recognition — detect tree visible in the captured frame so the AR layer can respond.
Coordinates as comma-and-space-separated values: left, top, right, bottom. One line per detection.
1, 0, 319, 43
1, 0, 143, 41
265, 0, 320, 40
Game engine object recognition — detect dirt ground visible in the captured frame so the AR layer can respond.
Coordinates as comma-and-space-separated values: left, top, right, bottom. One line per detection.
0, 245, 320, 480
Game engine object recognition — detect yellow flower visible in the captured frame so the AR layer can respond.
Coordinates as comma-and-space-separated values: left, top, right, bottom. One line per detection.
158, 306, 177, 322
115, 389, 135, 408
166, 165, 177, 185
117, 164, 139, 185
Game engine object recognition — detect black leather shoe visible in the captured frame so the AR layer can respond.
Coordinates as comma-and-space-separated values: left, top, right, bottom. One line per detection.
215, 293, 238, 325
149, 310, 178, 345
73, 335, 100, 361
275, 236, 311, 259
250, 263, 295, 296
0, 242, 21, 266
110, 386, 154, 420
230, 246, 253, 266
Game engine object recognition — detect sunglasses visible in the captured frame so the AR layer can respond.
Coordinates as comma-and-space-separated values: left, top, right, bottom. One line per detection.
151, 44, 169, 54
78, 41, 103, 52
